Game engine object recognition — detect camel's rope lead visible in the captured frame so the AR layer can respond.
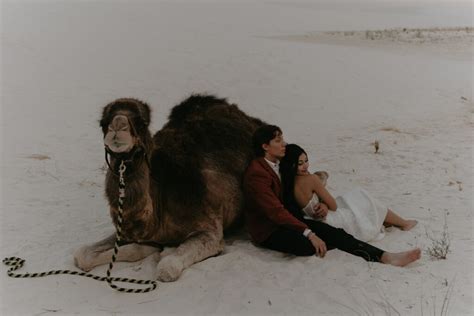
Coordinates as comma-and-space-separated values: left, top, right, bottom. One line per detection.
2, 160, 158, 294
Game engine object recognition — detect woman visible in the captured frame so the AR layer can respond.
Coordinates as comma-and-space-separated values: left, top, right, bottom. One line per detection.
280, 144, 417, 242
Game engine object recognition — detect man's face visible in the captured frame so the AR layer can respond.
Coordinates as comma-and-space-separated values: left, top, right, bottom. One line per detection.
263, 132, 286, 160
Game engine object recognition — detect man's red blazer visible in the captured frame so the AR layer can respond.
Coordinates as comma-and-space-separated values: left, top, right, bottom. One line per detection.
243, 157, 308, 244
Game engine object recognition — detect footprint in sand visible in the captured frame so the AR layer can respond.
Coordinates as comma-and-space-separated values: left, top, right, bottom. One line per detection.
448, 181, 463, 191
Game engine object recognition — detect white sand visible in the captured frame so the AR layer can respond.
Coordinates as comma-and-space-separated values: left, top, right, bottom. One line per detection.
1, 0, 472, 315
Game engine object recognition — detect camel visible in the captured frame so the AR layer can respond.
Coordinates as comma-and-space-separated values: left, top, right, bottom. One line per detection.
74, 94, 264, 281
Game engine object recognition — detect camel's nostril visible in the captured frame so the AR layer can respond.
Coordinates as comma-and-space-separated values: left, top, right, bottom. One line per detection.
110, 115, 130, 131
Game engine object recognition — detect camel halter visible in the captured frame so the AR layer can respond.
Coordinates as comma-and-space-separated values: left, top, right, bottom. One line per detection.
2, 160, 158, 293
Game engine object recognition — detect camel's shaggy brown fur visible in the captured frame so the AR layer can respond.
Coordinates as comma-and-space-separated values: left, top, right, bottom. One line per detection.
74, 94, 264, 281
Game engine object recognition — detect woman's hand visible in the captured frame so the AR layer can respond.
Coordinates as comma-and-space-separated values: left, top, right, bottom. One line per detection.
313, 202, 329, 219
308, 233, 327, 257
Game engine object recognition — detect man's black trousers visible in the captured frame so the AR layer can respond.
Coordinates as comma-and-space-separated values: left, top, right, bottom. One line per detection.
262, 220, 384, 262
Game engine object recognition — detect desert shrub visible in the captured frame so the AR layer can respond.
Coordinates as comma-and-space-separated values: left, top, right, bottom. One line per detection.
426, 214, 450, 260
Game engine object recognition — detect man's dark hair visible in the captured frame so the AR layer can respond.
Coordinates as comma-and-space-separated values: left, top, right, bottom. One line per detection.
252, 125, 282, 157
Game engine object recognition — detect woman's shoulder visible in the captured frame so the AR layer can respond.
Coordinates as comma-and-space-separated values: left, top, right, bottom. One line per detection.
295, 174, 319, 185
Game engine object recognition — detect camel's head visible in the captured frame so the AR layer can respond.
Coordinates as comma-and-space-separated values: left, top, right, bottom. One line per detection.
100, 98, 151, 154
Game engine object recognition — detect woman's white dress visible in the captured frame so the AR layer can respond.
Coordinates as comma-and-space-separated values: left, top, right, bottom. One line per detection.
302, 187, 388, 242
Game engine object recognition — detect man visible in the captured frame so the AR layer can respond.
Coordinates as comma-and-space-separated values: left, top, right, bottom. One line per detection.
243, 125, 421, 266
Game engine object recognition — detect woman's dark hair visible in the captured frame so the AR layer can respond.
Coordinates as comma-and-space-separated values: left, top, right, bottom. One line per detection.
252, 125, 282, 157
280, 144, 307, 214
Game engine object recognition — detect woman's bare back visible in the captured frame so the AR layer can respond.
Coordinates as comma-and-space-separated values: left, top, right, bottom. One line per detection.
294, 174, 318, 209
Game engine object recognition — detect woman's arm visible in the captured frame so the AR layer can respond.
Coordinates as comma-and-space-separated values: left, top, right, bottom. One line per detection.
311, 175, 337, 211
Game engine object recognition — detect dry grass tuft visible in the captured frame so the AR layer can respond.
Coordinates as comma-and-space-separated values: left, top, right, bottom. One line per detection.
372, 140, 380, 153
420, 276, 456, 316
380, 127, 402, 133
426, 214, 450, 260
440, 277, 456, 316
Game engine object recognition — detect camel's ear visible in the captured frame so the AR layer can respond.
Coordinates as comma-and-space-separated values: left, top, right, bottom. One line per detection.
99, 102, 114, 129
133, 100, 151, 127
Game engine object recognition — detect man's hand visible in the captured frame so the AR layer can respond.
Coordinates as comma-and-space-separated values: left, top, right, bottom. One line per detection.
313, 202, 329, 219
308, 233, 327, 257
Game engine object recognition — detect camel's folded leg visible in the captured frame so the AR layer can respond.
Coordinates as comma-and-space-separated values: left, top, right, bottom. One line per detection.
155, 230, 224, 282
74, 234, 160, 272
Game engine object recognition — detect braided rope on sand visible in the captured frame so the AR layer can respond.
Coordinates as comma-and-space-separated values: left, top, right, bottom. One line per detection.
3, 160, 158, 294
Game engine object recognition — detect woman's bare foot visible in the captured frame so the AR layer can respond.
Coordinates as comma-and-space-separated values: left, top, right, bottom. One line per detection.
401, 220, 418, 231
380, 248, 421, 267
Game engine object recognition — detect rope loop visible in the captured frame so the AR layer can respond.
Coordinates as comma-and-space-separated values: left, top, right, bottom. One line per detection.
2, 159, 158, 294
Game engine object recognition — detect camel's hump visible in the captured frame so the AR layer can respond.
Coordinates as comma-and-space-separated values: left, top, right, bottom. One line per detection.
168, 94, 229, 123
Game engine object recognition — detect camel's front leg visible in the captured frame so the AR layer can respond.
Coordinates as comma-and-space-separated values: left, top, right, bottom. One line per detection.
155, 230, 224, 282
74, 234, 160, 272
